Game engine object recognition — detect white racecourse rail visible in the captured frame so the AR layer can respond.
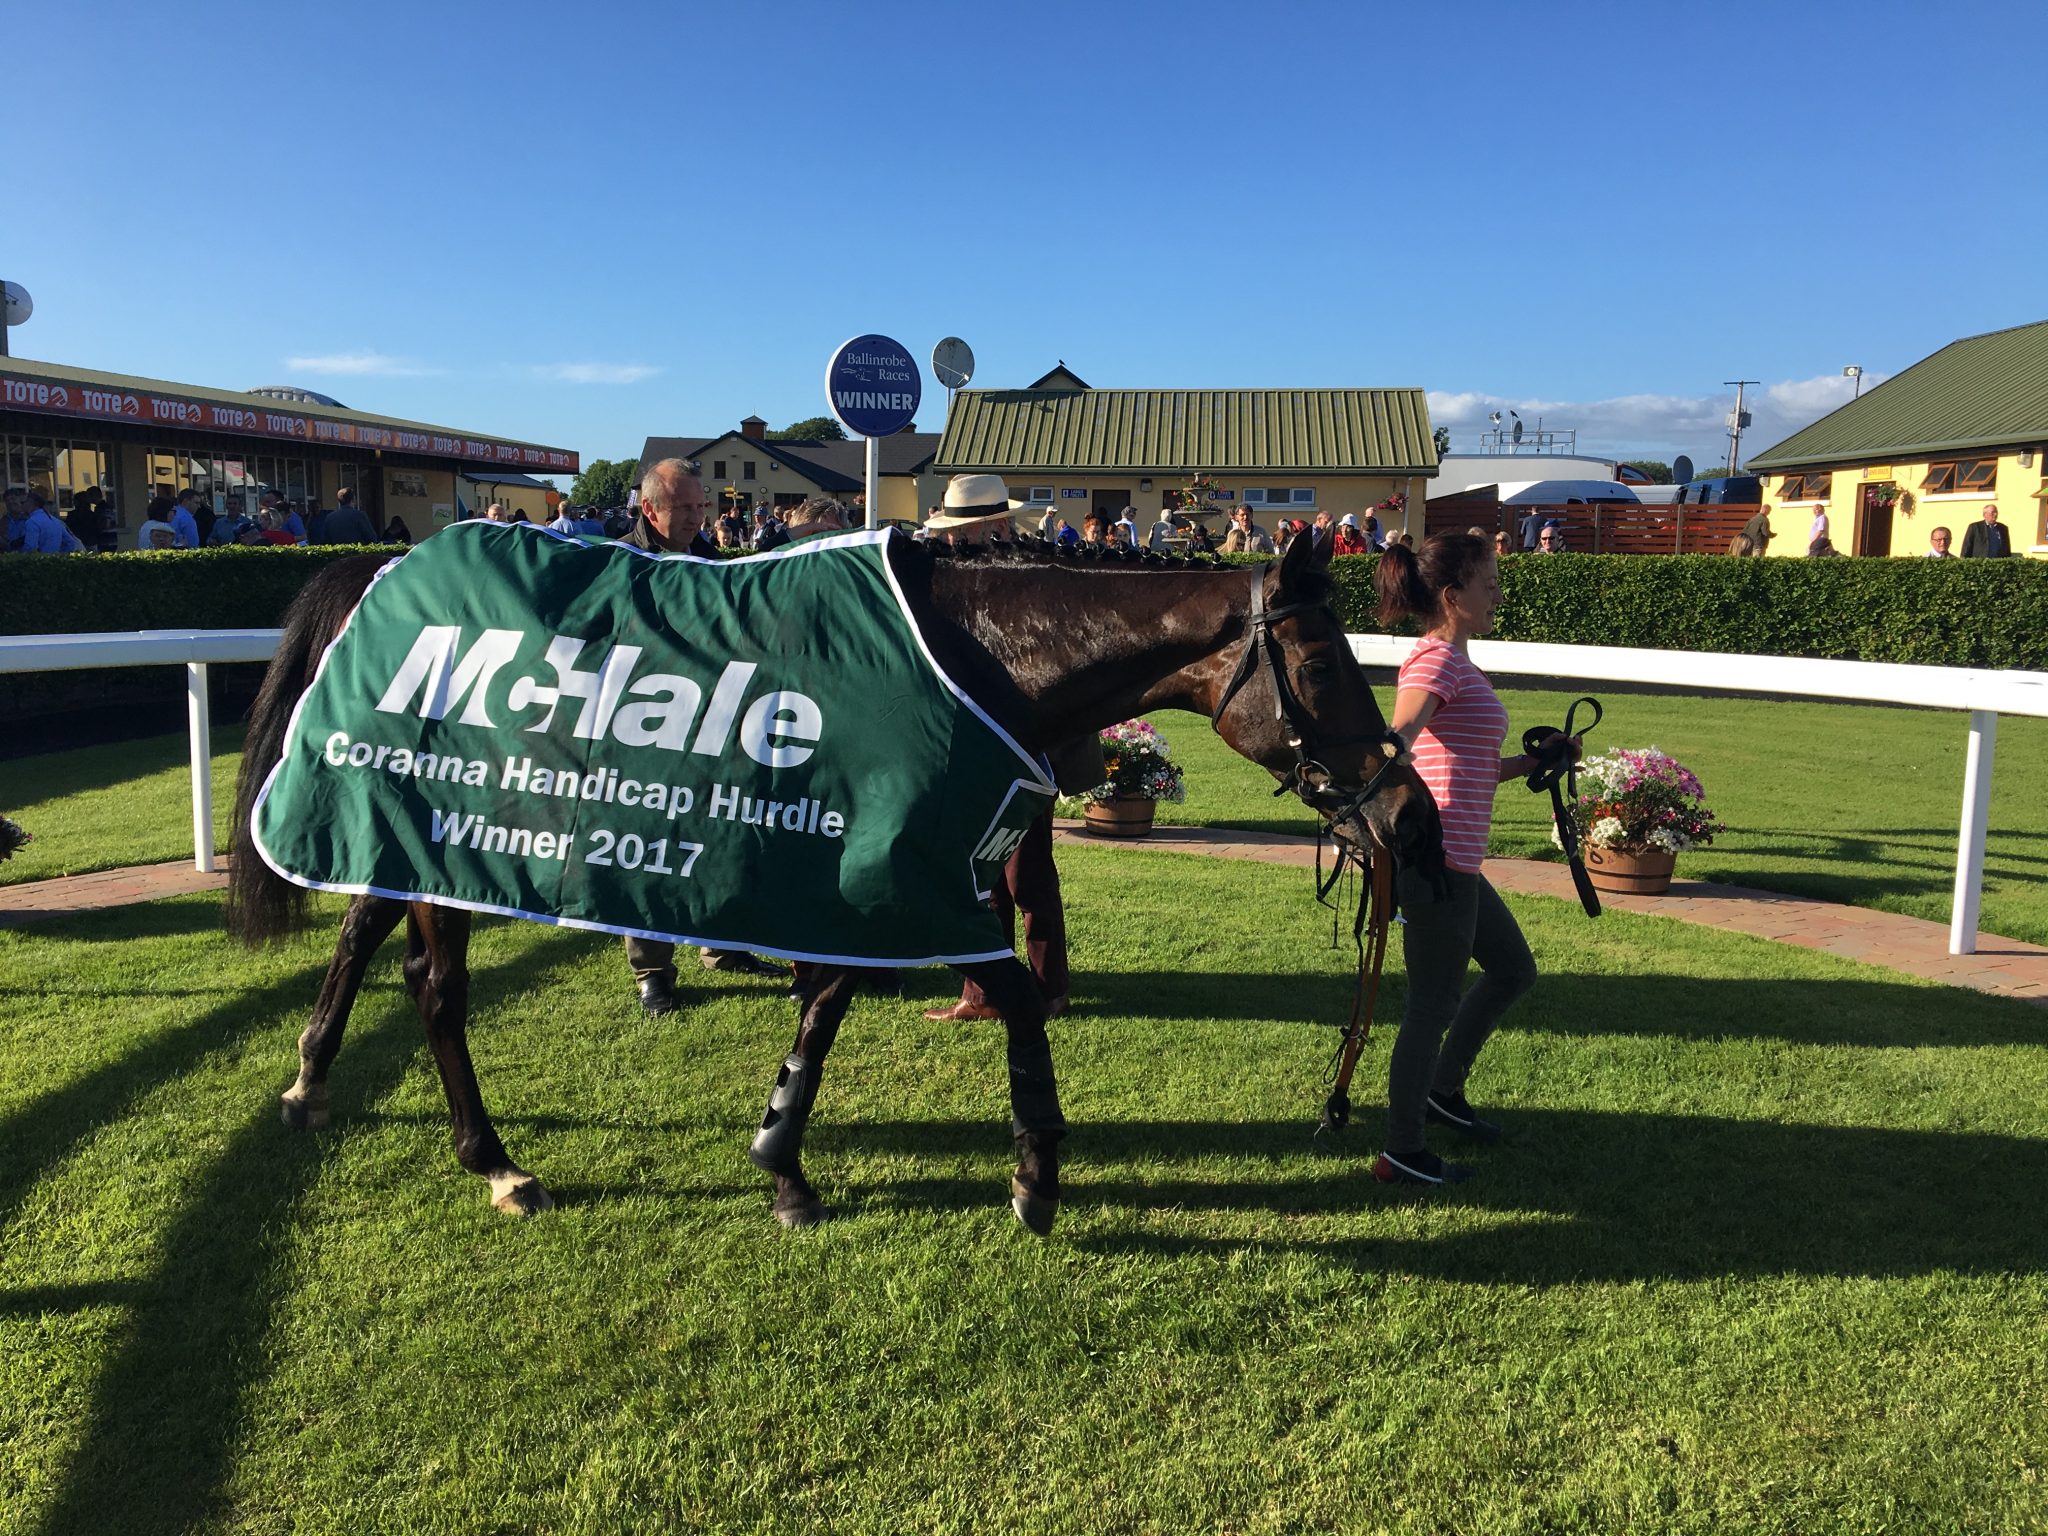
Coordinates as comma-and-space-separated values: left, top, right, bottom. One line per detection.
1, 628, 2043, 955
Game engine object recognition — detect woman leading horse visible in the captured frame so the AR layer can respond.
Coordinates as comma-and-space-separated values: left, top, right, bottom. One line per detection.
227, 529, 1443, 1233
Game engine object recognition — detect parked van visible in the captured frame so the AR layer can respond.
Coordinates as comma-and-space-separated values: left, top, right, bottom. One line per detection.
1673, 475, 1763, 505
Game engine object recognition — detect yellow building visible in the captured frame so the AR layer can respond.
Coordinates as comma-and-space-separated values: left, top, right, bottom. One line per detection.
638, 417, 943, 527
932, 365, 1438, 535
1746, 318, 2048, 558
0, 358, 576, 546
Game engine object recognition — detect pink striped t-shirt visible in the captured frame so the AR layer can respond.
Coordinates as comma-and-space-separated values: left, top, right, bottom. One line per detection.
1399, 637, 1509, 874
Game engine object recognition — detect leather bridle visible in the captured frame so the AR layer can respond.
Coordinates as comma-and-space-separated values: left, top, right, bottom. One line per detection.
1208, 566, 1408, 828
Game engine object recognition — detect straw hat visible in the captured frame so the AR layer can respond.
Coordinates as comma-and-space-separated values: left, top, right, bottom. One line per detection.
925, 473, 1026, 532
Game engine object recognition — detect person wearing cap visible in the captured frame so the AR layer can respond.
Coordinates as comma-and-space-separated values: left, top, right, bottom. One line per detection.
618, 457, 783, 1012
923, 474, 1075, 1024
1333, 513, 1371, 556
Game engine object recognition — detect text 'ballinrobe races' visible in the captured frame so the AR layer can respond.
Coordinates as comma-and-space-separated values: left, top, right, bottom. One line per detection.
253, 524, 1054, 965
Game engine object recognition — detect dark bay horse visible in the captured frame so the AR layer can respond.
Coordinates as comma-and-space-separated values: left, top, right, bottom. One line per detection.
227, 532, 1442, 1234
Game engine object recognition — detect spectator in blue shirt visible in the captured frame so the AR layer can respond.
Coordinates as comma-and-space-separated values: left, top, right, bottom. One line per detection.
168, 489, 202, 549
19, 494, 84, 553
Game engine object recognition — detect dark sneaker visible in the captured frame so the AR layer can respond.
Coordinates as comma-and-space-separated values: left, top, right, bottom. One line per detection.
1373, 1148, 1474, 1185
1426, 1091, 1503, 1143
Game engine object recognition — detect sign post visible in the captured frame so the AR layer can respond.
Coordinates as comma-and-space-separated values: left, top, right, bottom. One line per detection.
825, 334, 921, 531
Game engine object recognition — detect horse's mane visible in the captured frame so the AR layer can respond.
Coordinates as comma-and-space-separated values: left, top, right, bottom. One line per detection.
905, 532, 1336, 604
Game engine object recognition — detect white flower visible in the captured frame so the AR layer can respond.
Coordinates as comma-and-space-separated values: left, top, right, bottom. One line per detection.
1647, 826, 1686, 853
1589, 816, 1626, 849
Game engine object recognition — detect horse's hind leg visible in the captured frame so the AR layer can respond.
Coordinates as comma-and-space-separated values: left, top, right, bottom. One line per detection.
748, 965, 860, 1228
403, 903, 551, 1217
957, 957, 1065, 1236
280, 894, 407, 1129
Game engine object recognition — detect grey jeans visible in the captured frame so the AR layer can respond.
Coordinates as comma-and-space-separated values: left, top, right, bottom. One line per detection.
1386, 867, 1537, 1153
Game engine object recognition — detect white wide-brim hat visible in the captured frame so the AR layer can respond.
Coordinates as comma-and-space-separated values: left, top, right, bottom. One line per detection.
926, 473, 1026, 531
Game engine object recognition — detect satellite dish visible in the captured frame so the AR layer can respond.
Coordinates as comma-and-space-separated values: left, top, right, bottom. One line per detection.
1673, 454, 1695, 485
931, 337, 975, 390
2, 281, 31, 327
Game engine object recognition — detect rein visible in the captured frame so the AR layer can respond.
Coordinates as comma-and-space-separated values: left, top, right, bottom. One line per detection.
1204, 566, 1407, 1138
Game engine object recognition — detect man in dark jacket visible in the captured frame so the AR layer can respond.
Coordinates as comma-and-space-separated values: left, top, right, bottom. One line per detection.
313, 487, 379, 544
619, 459, 782, 1012
1959, 503, 2013, 558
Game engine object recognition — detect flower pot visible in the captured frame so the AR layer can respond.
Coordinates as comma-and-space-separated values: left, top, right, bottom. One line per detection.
1583, 845, 1677, 896
1083, 796, 1156, 839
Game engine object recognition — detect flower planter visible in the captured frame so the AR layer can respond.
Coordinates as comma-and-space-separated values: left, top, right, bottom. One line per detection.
1583, 845, 1677, 896
1083, 796, 1157, 839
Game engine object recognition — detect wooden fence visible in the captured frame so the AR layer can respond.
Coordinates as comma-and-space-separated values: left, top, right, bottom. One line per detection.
1425, 502, 1765, 555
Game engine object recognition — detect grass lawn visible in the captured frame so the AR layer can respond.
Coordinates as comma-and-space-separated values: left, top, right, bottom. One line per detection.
1147, 694, 2048, 946
3, 848, 2046, 1533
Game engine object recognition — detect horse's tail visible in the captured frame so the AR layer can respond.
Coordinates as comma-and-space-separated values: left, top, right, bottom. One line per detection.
226, 553, 391, 945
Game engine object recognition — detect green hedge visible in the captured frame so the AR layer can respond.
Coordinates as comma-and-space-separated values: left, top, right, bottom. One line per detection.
0, 547, 384, 636
6, 546, 2047, 671
1324, 553, 2048, 669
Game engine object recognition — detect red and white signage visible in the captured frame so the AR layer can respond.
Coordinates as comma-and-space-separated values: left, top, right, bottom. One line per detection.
0, 369, 580, 473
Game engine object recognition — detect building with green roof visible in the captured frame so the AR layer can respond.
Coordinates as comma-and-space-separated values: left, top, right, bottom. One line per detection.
1745, 319, 2048, 558
932, 365, 1438, 535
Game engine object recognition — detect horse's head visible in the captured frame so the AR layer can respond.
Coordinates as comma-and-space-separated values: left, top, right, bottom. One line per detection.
1211, 534, 1445, 879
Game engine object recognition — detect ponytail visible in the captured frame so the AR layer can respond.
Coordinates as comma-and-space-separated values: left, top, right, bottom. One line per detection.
1374, 532, 1491, 628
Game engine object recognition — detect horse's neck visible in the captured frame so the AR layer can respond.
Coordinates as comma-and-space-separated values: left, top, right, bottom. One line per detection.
932, 561, 1243, 743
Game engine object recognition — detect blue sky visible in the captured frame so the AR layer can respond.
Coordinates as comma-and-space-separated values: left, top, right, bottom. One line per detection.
15, 0, 2045, 478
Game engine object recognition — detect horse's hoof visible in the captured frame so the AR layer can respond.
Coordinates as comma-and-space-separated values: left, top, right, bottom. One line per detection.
279, 1093, 328, 1130
773, 1194, 828, 1229
489, 1176, 554, 1216
1011, 1176, 1059, 1237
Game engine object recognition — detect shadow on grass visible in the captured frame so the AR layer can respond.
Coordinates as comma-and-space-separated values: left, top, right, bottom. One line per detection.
16, 926, 584, 1536
0, 727, 247, 809
837, 1111, 2048, 1282
1075, 969, 2046, 1048
0, 900, 241, 943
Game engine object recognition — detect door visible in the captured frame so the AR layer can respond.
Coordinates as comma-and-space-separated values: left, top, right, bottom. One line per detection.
1856, 483, 1894, 556
1091, 490, 1131, 523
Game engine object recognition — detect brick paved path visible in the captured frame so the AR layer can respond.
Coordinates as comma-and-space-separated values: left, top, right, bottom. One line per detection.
7, 833, 2048, 1008
1053, 823, 2048, 1006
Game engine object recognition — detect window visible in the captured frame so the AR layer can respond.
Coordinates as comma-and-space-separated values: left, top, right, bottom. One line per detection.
1922, 457, 1999, 495
1242, 489, 1267, 504
1777, 471, 1832, 500
713, 460, 726, 480
1243, 488, 1316, 507
743, 460, 756, 481
1028, 485, 1054, 503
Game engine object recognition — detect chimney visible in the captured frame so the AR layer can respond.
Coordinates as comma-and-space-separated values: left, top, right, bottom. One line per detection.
740, 414, 767, 441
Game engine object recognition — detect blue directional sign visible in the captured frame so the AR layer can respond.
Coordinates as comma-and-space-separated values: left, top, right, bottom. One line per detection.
825, 334, 922, 439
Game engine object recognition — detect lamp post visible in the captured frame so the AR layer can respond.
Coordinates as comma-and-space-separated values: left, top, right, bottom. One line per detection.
1843, 365, 1863, 398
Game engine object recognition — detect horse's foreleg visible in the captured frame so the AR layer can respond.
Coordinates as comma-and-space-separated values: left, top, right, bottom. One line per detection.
403, 904, 550, 1216
958, 957, 1065, 1236
280, 894, 407, 1129
748, 965, 859, 1228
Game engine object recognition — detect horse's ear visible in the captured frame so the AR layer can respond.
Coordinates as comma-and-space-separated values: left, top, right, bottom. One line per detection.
1275, 524, 1330, 592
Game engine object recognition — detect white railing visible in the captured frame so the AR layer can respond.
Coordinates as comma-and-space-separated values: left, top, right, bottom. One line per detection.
4, 630, 283, 876
1, 628, 2039, 955
1351, 635, 2048, 955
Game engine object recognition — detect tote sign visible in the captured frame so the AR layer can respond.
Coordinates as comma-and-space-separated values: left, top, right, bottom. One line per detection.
826, 334, 922, 438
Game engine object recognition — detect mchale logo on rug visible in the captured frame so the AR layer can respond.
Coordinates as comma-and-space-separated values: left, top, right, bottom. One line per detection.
373, 625, 824, 768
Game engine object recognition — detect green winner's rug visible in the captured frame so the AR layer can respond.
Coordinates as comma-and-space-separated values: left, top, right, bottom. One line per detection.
254, 524, 1055, 965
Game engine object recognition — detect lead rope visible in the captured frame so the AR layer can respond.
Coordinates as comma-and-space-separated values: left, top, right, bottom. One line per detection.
1315, 838, 1393, 1137
1522, 696, 1604, 919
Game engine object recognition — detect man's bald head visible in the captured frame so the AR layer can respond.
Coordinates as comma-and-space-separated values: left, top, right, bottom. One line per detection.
639, 459, 710, 551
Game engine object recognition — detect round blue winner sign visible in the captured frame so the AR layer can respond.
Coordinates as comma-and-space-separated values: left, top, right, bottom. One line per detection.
825, 334, 922, 439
